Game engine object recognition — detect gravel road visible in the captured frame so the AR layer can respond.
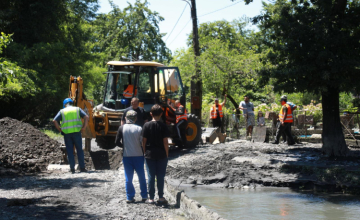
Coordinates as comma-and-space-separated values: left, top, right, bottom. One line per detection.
0, 168, 187, 220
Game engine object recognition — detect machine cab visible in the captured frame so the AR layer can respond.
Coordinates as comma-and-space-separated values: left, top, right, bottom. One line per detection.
102, 61, 185, 115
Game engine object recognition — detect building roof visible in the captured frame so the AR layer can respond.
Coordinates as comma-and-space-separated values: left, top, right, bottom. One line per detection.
106, 61, 165, 67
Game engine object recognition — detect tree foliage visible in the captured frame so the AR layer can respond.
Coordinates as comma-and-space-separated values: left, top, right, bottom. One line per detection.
180, 19, 269, 99
254, 0, 360, 94
254, 0, 360, 156
0, 0, 100, 121
0, 0, 172, 122
93, 0, 171, 64
172, 19, 269, 120
0, 33, 37, 97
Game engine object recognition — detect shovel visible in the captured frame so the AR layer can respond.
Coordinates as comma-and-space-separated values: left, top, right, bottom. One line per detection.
340, 121, 359, 146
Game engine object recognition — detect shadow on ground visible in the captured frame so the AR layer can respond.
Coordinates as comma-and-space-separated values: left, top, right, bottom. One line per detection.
0, 176, 109, 191
0, 196, 96, 219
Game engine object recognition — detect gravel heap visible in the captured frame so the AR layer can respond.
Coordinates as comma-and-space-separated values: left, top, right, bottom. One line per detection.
0, 117, 63, 175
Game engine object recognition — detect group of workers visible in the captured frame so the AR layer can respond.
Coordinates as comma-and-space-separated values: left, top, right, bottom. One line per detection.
53, 92, 297, 203
209, 94, 297, 145
53, 97, 173, 204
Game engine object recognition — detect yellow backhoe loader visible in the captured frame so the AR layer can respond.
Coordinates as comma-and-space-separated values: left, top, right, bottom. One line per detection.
68, 61, 202, 151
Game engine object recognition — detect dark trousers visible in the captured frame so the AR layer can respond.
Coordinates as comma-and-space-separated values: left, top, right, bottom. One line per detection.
212, 117, 224, 133
145, 158, 168, 200
176, 120, 188, 147
63, 132, 85, 170
277, 122, 288, 142
275, 122, 295, 144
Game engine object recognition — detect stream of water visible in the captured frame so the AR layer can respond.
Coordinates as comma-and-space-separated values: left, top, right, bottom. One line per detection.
180, 187, 360, 220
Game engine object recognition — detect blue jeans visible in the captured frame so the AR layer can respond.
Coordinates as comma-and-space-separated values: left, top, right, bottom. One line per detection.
123, 156, 148, 200
145, 158, 168, 200
63, 132, 85, 170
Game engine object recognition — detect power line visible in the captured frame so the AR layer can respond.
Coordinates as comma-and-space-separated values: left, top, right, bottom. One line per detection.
165, 4, 188, 43
168, 19, 191, 46
198, 0, 243, 18
168, 0, 244, 47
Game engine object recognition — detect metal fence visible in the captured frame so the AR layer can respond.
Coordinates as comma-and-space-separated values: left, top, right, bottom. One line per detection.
221, 110, 360, 142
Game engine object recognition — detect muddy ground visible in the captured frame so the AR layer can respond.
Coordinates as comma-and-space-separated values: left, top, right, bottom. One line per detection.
0, 140, 187, 220
2, 117, 360, 219
166, 140, 360, 194
0, 118, 186, 220
0, 168, 188, 220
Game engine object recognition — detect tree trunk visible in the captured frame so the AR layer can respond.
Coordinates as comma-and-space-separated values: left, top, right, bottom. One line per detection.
322, 88, 348, 157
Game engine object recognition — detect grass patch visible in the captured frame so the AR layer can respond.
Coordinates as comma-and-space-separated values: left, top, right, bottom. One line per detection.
41, 129, 62, 140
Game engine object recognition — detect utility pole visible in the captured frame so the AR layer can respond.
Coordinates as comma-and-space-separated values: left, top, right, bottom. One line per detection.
189, 0, 202, 120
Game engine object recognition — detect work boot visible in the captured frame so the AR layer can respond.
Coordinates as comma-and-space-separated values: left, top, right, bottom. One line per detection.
271, 141, 279, 144
126, 198, 135, 203
70, 169, 75, 174
80, 168, 87, 173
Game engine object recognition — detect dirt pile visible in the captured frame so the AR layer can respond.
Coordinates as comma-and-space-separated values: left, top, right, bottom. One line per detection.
167, 141, 360, 193
0, 117, 63, 175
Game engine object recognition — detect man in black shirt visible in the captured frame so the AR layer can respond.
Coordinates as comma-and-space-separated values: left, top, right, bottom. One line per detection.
142, 104, 169, 204
121, 97, 147, 127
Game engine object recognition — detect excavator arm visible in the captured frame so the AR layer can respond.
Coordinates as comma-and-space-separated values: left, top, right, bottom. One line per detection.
68, 76, 97, 147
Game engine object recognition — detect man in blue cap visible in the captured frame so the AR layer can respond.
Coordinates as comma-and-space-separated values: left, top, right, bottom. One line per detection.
53, 98, 89, 173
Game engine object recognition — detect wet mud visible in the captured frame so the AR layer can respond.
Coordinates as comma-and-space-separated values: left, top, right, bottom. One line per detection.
2, 116, 360, 219
0, 169, 186, 220
0, 117, 186, 219
167, 141, 360, 194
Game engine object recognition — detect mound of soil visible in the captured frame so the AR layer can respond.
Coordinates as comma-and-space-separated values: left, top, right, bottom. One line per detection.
0, 117, 63, 175
167, 142, 360, 193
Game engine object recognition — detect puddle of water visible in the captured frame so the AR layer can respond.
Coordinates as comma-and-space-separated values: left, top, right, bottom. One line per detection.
180, 187, 360, 220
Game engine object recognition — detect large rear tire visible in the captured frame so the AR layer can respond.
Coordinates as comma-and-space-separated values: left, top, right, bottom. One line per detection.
96, 136, 116, 149
185, 114, 202, 148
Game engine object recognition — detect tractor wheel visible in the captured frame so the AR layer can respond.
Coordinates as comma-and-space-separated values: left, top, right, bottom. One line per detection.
185, 114, 202, 148
95, 136, 116, 149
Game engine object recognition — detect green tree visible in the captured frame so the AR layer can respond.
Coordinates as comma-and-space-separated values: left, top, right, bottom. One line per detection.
0, 33, 37, 97
93, 0, 171, 64
254, 0, 360, 157
172, 19, 268, 114
0, 0, 100, 122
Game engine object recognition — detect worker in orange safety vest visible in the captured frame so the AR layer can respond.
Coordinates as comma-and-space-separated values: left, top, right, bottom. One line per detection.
210, 94, 226, 133
172, 100, 188, 148
272, 96, 295, 145
123, 84, 137, 98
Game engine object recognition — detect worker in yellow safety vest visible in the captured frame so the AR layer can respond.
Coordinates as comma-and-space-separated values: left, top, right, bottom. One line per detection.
53, 98, 89, 173
123, 84, 137, 98
210, 94, 226, 133
272, 96, 295, 145
172, 100, 188, 148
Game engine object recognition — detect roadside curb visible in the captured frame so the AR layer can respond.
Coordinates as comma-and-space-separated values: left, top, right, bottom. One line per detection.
164, 180, 226, 220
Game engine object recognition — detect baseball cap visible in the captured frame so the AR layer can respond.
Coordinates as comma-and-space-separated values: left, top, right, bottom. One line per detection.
279, 95, 287, 102
125, 110, 137, 124
214, 98, 219, 101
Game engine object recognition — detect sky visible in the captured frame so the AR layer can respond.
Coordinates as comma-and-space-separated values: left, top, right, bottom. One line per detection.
97, 0, 267, 54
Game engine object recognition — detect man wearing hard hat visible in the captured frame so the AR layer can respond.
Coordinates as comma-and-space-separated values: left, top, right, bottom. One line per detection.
53, 98, 89, 173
